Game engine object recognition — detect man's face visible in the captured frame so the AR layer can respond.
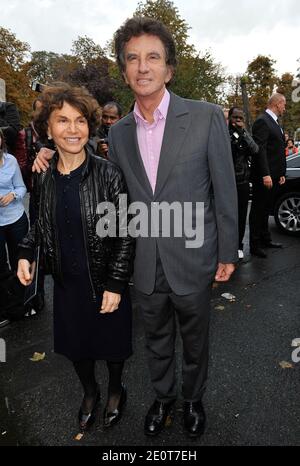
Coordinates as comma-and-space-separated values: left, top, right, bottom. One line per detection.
101, 106, 120, 128
123, 34, 172, 102
276, 97, 286, 117
230, 109, 245, 128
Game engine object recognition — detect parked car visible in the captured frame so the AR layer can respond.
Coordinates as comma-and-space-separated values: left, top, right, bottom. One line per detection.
271, 153, 300, 236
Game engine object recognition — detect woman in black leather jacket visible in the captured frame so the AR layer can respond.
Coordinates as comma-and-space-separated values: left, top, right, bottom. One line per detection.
228, 107, 259, 259
17, 84, 135, 433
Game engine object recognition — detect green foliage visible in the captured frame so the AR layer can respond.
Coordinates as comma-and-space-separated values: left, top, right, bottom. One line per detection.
0, 27, 30, 70
277, 73, 300, 134
135, 0, 194, 58
71, 36, 106, 66
133, 0, 225, 103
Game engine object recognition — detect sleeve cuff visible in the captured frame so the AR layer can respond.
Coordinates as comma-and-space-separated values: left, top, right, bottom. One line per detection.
17, 247, 34, 264
105, 278, 128, 295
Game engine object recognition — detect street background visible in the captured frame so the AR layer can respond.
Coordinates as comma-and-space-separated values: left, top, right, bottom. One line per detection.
1, 216, 299, 446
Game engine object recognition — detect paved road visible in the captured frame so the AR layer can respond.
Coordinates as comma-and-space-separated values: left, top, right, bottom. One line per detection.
1, 219, 299, 446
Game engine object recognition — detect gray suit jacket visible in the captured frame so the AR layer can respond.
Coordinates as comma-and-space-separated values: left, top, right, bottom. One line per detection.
109, 92, 238, 295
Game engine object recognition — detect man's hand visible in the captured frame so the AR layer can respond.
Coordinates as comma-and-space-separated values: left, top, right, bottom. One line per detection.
215, 263, 235, 282
100, 291, 121, 314
263, 175, 273, 189
17, 259, 36, 286
0, 192, 15, 207
279, 176, 286, 185
98, 142, 109, 158
32, 147, 55, 173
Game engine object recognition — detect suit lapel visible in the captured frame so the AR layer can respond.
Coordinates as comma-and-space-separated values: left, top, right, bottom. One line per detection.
264, 111, 284, 140
122, 114, 153, 198
154, 93, 190, 199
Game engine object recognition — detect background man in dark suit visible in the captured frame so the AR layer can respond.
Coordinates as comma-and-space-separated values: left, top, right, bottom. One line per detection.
249, 93, 286, 258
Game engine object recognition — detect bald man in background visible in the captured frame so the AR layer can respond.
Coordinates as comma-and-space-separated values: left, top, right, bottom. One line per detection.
249, 93, 286, 258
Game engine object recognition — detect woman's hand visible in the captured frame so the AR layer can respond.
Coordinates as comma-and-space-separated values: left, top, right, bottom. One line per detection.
100, 291, 121, 314
0, 192, 15, 207
17, 259, 36, 286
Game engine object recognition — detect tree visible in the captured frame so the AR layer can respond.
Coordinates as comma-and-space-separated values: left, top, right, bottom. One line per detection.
135, 0, 194, 58
246, 55, 278, 119
0, 27, 30, 70
0, 28, 34, 125
68, 62, 116, 105
131, 0, 225, 104
71, 36, 106, 67
28, 51, 64, 83
277, 73, 300, 135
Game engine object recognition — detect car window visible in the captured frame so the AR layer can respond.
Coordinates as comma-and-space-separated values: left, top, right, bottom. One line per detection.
287, 154, 300, 168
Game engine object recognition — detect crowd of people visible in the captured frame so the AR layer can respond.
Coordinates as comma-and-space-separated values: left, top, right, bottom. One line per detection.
0, 15, 294, 440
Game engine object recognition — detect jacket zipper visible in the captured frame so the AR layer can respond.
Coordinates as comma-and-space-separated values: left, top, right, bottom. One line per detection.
51, 174, 63, 280
79, 180, 97, 301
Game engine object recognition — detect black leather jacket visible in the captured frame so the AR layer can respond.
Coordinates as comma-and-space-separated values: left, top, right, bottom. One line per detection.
229, 124, 259, 185
18, 150, 135, 298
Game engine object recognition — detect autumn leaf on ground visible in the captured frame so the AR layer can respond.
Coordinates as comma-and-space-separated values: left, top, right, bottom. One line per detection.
29, 352, 45, 362
279, 361, 294, 369
74, 433, 84, 441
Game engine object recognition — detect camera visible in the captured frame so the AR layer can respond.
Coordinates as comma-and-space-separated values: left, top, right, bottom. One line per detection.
31, 82, 45, 93
99, 137, 109, 145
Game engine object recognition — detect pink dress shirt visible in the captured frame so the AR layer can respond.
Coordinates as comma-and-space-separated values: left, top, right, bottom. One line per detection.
134, 90, 170, 193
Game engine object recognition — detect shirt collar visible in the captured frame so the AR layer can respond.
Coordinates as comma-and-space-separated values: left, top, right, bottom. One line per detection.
266, 108, 278, 123
133, 89, 170, 125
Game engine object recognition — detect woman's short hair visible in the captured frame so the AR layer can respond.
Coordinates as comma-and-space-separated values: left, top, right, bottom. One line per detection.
114, 16, 177, 73
33, 83, 101, 139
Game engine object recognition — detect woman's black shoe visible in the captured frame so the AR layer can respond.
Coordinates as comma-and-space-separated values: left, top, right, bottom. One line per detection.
103, 383, 127, 428
78, 387, 100, 432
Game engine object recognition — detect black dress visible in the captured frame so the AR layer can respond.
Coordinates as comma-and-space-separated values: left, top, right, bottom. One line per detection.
52, 162, 132, 362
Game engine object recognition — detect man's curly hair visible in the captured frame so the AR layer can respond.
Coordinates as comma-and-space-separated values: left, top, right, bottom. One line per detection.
33, 83, 101, 139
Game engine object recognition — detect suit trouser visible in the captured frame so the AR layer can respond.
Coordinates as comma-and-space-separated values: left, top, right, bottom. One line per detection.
237, 182, 250, 250
249, 179, 279, 248
134, 255, 211, 403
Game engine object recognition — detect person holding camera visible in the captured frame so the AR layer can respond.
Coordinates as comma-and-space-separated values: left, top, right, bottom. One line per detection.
95, 102, 122, 158
228, 107, 259, 259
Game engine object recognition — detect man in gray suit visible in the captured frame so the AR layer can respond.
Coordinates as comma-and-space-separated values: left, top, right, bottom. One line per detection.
33, 17, 238, 439
110, 17, 238, 438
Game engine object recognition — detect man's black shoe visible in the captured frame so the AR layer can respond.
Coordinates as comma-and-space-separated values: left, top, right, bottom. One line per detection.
250, 247, 267, 258
144, 400, 174, 436
183, 400, 206, 438
262, 241, 283, 249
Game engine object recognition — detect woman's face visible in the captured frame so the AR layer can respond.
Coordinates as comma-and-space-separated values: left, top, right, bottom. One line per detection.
47, 102, 89, 156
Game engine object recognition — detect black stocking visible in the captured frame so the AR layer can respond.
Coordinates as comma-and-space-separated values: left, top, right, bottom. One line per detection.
106, 360, 124, 411
73, 359, 98, 414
